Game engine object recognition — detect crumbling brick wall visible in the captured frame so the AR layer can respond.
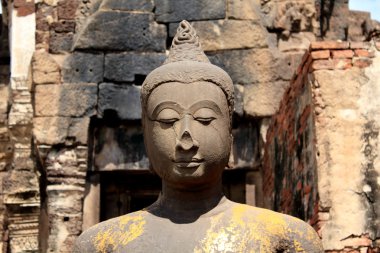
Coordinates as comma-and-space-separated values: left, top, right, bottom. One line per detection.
263, 50, 319, 224
264, 41, 380, 251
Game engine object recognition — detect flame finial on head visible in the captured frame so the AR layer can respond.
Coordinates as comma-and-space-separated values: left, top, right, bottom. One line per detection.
164, 20, 210, 64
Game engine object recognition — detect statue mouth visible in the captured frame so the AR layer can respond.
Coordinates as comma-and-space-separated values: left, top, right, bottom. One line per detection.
174, 158, 204, 168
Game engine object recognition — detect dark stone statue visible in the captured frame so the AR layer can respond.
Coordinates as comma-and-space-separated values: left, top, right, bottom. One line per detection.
73, 21, 324, 253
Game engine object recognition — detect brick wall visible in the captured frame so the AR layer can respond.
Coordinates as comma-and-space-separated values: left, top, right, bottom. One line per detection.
264, 41, 380, 251
263, 50, 319, 225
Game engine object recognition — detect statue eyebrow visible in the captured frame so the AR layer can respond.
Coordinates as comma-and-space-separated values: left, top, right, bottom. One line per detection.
150, 101, 184, 119
189, 100, 223, 116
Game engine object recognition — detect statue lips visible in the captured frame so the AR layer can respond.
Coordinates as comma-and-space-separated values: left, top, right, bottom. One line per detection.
173, 157, 204, 168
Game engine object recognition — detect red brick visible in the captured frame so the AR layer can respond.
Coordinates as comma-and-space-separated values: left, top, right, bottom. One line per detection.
350, 41, 370, 49
36, 18, 50, 31
36, 31, 49, 45
311, 60, 334, 70
311, 41, 350, 50
331, 50, 354, 59
353, 58, 372, 68
333, 58, 352, 69
311, 50, 330, 59
14, 0, 35, 17
354, 49, 375, 58
57, 0, 79, 20
51, 20, 76, 33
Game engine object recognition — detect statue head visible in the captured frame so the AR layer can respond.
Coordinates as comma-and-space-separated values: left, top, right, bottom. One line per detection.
141, 21, 234, 189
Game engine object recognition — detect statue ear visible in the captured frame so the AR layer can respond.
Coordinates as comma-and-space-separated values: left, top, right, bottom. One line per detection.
227, 134, 234, 169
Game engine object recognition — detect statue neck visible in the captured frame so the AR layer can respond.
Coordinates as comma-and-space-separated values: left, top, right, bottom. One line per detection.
147, 179, 229, 222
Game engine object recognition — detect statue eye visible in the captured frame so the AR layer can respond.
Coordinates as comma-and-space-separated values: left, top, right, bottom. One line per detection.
156, 109, 180, 124
193, 108, 216, 125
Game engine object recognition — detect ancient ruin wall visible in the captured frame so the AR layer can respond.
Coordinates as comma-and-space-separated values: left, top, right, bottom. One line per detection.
16, 0, 304, 252
264, 41, 380, 251
1, 0, 379, 252
312, 41, 380, 252
263, 50, 319, 225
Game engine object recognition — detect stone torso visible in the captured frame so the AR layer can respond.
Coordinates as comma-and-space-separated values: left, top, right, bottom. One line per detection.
73, 199, 323, 253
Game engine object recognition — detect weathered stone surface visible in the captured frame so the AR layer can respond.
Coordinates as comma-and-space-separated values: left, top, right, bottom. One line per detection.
347, 11, 371, 42
93, 124, 149, 171
227, 0, 261, 20
49, 31, 73, 53
9, 103, 33, 126
319, 1, 350, 40
46, 147, 88, 178
35, 83, 97, 117
36, 31, 50, 51
261, 0, 317, 33
312, 68, 377, 250
46, 185, 84, 214
62, 52, 104, 83
3, 170, 39, 198
57, 0, 79, 19
155, 0, 226, 22
74, 11, 166, 52
51, 20, 76, 33
278, 32, 315, 52
32, 50, 61, 84
169, 20, 268, 50
0, 86, 9, 116
98, 83, 141, 120
99, 0, 153, 11
208, 49, 278, 85
187, 20, 268, 51
47, 184, 84, 252
234, 84, 244, 117
275, 52, 305, 81
33, 117, 90, 145
11, 149, 34, 171
244, 81, 288, 117
104, 52, 165, 82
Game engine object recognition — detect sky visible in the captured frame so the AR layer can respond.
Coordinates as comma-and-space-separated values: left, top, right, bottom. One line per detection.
349, 0, 380, 21
0, 1, 378, 20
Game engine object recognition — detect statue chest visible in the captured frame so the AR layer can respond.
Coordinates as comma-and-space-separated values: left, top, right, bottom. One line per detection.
90, 214, 286, 253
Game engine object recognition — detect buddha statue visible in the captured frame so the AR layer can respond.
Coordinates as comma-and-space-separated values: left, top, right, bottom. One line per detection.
73, 21, 323, 253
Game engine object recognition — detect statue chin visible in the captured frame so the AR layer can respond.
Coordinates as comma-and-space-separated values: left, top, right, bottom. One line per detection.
73, 20, 324, 253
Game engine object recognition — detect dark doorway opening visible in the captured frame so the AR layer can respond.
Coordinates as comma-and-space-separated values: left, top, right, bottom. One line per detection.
99, 169, 261, 221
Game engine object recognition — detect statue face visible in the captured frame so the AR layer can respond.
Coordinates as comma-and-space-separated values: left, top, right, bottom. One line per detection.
143, 81, 231, 188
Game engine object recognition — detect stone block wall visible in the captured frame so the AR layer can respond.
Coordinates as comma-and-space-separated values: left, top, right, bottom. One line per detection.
264, 41, 380, 251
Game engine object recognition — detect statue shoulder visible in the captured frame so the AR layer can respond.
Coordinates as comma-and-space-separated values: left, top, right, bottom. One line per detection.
73, 210, 148, 253
254, 207, 323, 252
280, 212, 324, 252
229, 203, 323, 252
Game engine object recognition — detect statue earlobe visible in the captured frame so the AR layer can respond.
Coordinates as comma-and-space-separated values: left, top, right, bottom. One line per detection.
227, 133, 234, 169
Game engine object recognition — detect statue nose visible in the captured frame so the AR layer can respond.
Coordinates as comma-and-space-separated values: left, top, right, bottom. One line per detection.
175, 115, 199, 151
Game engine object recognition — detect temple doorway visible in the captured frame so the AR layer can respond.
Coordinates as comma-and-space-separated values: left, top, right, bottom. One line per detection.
99, 169, 263, 221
